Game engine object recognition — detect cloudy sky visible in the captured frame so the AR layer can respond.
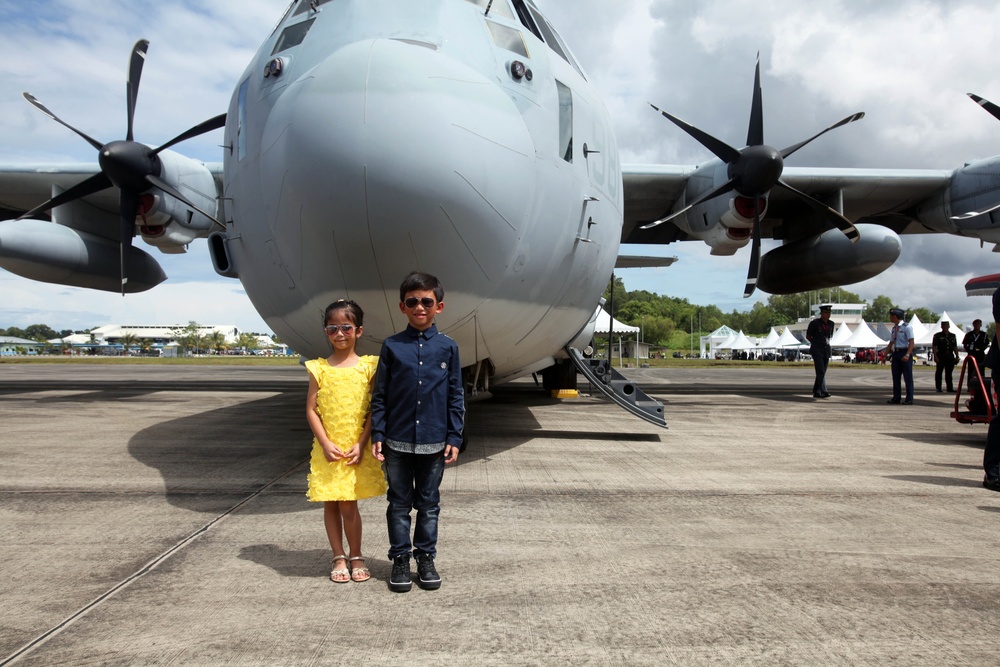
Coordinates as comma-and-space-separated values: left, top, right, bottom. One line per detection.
2, 0, 1000, 333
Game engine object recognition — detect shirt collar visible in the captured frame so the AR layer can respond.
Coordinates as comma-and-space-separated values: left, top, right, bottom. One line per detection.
405, 323, 438, 339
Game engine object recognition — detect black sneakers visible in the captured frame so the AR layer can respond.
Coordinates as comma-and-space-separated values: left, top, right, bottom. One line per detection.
389, 555, 412, 593
415, 553, 441, 590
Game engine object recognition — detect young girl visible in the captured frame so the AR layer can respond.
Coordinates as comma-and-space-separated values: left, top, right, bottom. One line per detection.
305, 299, 386, 583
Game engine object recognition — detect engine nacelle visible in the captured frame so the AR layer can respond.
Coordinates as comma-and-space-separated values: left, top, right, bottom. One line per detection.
671, 162, 762, 255
917, 155, 1000, 241
757, 223, 900, 294
137, 150, 220, 250
0, 219, 165, 293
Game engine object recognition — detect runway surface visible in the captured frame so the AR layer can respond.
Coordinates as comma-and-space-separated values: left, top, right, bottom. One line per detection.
0, 362, 998, 665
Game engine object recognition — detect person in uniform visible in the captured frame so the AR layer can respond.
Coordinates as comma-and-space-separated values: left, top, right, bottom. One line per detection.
963, 319, 988, 378
806, 304, 835, 398
883, 307, 914, 404
932, 321, 959, 393
983, 290, 1000, 492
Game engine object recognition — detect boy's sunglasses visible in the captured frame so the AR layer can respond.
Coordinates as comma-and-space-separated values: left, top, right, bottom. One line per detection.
324, 324, 356, 335
403, 297, 436, 309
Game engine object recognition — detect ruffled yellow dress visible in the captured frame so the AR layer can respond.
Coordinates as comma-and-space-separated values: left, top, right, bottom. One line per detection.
305, 356, 387, 501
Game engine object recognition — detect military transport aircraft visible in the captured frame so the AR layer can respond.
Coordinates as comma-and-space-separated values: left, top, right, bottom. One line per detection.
2, 0, 1000, 427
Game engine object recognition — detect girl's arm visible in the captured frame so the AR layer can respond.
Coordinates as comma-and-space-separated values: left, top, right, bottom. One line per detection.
306, 374, 342, 462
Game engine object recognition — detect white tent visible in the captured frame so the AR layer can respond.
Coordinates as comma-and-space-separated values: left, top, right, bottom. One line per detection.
907, 314, 930, 345
842, 318, 888, 348
716, 332, 738, 349
915, 311, 960, 346
830, 322, 854, 347
730, 331, 756, 350
757, 327, 781, 349
593, 308, 639, 334
776, 327, 804, 348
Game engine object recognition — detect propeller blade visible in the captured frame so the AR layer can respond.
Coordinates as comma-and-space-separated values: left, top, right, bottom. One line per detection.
746, 54, 764, 147
952, 200, 1000, 221
743, 199, 762, 298
22, 92, 104, 151
126, 40, 150, 142
15, 172, 112, 220
145, 173, 226, 230
649, 103, 741, 163
968, 93, 1000, 123
152, 113, 227, 155
119, 190, 139, 295
640, 179, 737, 229
779, 112, 865, 160
775, 180, 860, 242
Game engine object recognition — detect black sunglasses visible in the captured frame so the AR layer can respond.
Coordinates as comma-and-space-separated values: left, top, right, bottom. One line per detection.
324, 324, 356, 335
403, 297, 436, 309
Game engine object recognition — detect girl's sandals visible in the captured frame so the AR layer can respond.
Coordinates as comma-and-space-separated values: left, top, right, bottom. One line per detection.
330, 555, 350, 583
349, 556, 371, 582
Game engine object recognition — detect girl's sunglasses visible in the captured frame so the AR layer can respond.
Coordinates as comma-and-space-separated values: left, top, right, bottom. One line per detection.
324, 324, 356, 335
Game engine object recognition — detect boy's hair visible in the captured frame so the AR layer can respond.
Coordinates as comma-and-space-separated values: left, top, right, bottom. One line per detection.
323, 299, 364, 327
399, 271, 444, 303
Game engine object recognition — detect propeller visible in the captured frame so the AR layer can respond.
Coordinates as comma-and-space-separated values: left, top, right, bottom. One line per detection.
18, 39, 226, 294
643, 55, 863, 297
951, 93, 1000, 221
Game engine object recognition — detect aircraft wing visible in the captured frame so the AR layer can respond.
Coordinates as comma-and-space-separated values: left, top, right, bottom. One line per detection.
0, 163, 119, 238
622, 164, 953, 245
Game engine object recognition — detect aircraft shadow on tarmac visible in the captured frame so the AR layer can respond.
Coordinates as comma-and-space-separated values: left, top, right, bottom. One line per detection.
124, 384, 648, 513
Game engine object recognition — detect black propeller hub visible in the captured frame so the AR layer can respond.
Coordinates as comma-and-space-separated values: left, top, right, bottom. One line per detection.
730, 145, 783, 196
98, 140, 159, 192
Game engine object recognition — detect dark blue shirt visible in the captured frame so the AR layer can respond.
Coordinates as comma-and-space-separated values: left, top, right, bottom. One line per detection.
370, 323, 464, 452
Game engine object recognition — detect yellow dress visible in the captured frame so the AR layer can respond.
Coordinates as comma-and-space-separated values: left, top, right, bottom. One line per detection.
305, 356, 387, 501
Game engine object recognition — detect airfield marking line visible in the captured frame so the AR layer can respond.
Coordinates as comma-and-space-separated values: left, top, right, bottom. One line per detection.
0, 458, 309, 667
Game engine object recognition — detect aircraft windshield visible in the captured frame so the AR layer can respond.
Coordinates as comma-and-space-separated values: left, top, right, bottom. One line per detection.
486, 20, 528, 58
464, 0, 516, 21
272, 17, 315, 55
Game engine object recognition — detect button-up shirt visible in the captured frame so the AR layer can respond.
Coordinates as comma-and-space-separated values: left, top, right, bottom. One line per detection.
890, 321, 914, 351
370, 323, 464, 454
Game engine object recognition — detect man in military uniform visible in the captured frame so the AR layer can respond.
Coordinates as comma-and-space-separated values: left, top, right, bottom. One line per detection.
962, 318, 988, 377
806, 304, 834, 398
932, 321, 960, 393
883, 307, 915, 404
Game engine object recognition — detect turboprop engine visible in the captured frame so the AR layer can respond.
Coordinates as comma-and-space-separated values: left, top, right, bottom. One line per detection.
756, 223, 901, 294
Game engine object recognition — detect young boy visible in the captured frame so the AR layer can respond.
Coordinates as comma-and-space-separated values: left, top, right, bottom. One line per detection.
371, 271, 465, 592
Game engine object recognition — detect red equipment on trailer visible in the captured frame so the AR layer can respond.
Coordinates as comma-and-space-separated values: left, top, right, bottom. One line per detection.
951, 356, 996, 424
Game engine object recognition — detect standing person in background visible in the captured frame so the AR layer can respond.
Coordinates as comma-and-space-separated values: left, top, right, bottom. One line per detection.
963, 319, 988, 378
806, 304, 834, 399
932, 321, 960, 393
983, 289, 1000, 492
883, 307, 915, 405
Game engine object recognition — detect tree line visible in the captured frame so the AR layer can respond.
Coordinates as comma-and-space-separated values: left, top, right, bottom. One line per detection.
601, 279, 974, 348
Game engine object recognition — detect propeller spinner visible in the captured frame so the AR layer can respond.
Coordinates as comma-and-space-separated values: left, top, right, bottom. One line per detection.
18, 40, 226, 294
643, 56, 863, 297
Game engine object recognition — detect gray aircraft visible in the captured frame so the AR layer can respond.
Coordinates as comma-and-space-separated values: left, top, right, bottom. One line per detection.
2, 0, 1000, 426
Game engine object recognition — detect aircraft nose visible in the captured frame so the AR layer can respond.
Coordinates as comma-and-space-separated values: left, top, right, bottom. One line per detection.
261, 38, 535, 291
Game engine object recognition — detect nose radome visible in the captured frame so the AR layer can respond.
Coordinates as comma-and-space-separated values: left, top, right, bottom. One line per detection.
261, 39, 536, 285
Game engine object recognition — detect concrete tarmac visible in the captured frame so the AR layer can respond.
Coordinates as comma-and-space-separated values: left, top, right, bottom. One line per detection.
0, 362, 998, 665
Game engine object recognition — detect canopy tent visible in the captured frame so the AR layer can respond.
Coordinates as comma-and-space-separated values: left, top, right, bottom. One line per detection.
593, 308, 639, 334
907, 314, 930, 344
757, 327, 781, 349
830, 322, 854, 347
716, 332, 738, 349
841, 318, 888, 348
915, 311, 960, 346
729, 331, 757, 350
775, 327, 805, 348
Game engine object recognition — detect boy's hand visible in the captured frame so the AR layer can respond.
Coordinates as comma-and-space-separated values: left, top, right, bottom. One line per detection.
444, 444, 459, 464
343, 443, 362, 465
372, 441, 384, 462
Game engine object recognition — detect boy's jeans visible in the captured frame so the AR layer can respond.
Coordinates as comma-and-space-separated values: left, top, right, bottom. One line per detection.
383, 448, 445, 559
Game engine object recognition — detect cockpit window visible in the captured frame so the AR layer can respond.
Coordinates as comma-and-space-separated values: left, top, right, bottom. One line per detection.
293, 0, 335, 16
272, 17, 315, 55
526, 5, 586, 79
464, 0, 515, 21
511, 0, 543, 42
486, 20, 528, 58
556, 81, 573, 163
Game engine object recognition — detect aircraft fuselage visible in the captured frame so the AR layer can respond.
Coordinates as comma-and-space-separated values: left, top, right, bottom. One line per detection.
220, 0, 622, 381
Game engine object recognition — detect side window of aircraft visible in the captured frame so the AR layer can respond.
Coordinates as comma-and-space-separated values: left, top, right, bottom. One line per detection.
272, 18, 315, 55
486, 20, 528, 58
556, 81, 573, 163
510, 0, 544, 42
464, 0, 515, 21
237, 78, 249, 161
525, 6, 586, 79
293, 0, 335, 16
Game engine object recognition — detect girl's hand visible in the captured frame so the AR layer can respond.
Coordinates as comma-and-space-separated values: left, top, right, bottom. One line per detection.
322, 441, 344, 463
343, 443, 362, 466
